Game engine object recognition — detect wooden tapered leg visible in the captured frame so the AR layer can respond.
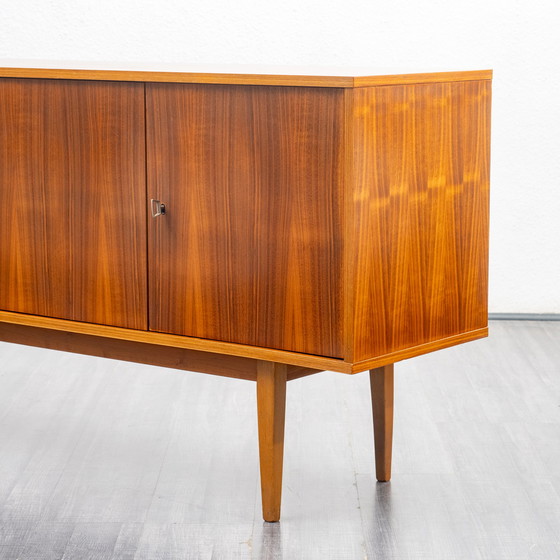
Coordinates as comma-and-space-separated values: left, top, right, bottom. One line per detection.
256, 361, 288, 522
370, 364, 394, 482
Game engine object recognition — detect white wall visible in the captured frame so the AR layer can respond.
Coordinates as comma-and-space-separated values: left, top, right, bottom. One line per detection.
1, 0, 559, 313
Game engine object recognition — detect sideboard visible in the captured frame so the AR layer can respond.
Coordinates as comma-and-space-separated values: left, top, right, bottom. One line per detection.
0, 63, 491, 522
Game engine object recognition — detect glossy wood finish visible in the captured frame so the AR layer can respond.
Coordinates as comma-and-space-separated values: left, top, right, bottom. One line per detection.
0, 62, 492, 87
147, 84, 343, 357
0, 322, 259, 381
370, 364, 394, 482
0, 311, 488, 374
0, 321, 322, 383
0, 71, 491, 372
0, 79, 147, 329
347, 80, 491, 363
0, 310, 345, 371
352, 71, 491, 87
350, 327, 488, 373
256, 361, 288, 522
0, 69, 492, 525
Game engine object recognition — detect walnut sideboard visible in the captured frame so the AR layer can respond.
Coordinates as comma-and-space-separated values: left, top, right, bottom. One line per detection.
0, 63, 491, 522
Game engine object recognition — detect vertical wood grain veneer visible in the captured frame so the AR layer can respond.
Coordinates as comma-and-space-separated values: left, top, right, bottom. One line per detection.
256, 360, 288, 522
0, 79, 147, 329
370, 364, 394, 481
146, 84, 344, 358
348, 80, 491, 362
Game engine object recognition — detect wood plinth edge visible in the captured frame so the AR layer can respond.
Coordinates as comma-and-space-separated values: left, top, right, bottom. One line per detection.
0, 312, 488, 376
350, 327, 489, 373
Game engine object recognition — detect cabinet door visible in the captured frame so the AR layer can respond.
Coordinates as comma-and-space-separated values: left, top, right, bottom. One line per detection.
0, 79, 147, 329
147, 84, 343, 357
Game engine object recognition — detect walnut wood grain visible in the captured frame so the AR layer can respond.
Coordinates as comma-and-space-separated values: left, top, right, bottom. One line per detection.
0, 78, 147, 329
0, 74, 491, 374
147, 84, 343, 357
256, 361, 288, 522
370, 364, 394, 481
347, 80, 491, 363
0, 70, 493, 526
0, 64, 492, 87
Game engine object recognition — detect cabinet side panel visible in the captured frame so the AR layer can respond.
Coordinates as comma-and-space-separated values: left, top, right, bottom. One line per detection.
147, 84, 344, 357
0, 79, 147, 329
352, 80, 491, 362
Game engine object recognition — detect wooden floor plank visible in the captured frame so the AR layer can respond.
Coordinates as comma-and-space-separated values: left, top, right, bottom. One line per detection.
61, 523, 122, 560
17, 522, 75, 560
0, 320, 559, 559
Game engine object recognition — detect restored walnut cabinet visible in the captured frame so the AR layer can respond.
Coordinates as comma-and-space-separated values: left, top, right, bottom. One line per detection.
0, 64, 492, 522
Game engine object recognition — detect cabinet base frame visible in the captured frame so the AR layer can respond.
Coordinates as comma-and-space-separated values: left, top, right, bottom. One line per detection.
0, 320, 397, 522
0, 310, 488, 374
0, 321, 327, 382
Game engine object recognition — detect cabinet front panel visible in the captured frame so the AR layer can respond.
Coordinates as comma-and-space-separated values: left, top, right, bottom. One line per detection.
147, 84, 343, 357
0, 79, 147, 329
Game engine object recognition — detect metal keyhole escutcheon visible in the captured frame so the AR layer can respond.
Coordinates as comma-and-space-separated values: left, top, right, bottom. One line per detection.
151, 199, 166, 217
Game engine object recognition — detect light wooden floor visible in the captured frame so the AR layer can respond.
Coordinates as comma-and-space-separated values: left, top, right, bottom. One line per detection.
0, 320, 559, 559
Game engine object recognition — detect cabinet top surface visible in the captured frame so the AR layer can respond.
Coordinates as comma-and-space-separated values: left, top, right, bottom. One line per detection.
0, 60, 492, 87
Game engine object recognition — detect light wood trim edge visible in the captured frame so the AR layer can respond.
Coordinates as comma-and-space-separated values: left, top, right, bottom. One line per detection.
0, 322, 259, 381
0, 311, 352, 372
350, 327, 489, 373
0, 312, 487, 374
0, 68, 353, 87
352, 70, 492, 87
0, 321, 319, 382
342, 88, 356, 362
0, 67, 492, 88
